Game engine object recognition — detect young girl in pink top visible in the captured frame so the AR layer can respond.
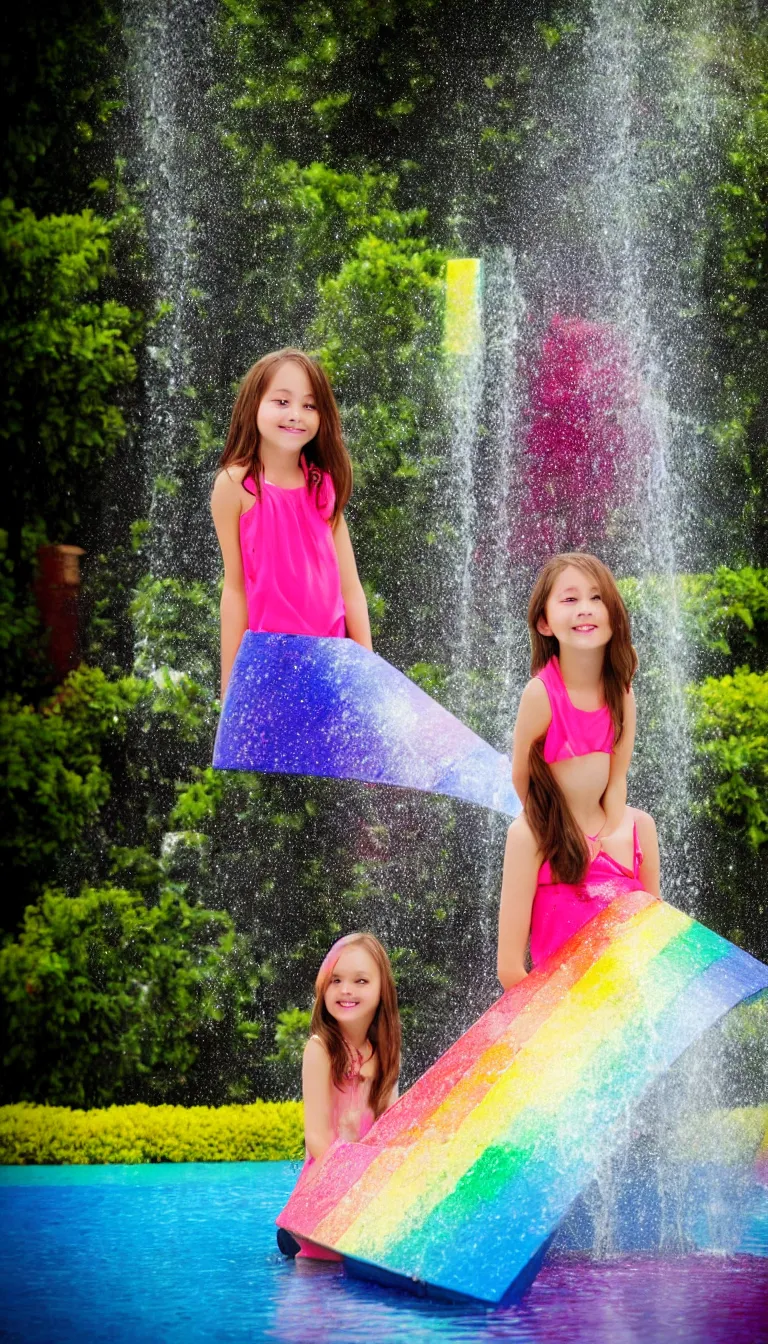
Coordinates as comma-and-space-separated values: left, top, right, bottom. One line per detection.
498, 553, 660, 986
211, 349, 372, 697
277, 932, 401, 1260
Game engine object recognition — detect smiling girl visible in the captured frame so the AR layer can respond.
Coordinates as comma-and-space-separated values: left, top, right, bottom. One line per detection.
277, 932, 401, 1259
211, 349, 371, 698
498, 553, 660, 988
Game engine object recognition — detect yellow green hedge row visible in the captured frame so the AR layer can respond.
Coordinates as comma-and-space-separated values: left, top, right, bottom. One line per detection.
0, 1101, 305, 1165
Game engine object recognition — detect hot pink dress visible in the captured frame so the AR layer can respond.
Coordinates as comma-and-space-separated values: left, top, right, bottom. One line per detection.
529, 656, 649, 965
240, 460, 346, 638
530, 825, 647, 966
291, 1064, 376, 1261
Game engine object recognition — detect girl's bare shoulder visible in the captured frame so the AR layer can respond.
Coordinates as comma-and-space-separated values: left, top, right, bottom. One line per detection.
628, 807, 657, 840
520, 676, 550, 709
507, 810, 540, 855
212, 462, 250, 494
515, 677, 552, 730
303, 1034, 331, 1067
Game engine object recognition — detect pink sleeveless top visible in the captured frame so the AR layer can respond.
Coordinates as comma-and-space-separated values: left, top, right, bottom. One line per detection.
537, 656, 614, 763
530, 824, 646, 966
292, 1066, 376, 1261
240, 461, 346, 638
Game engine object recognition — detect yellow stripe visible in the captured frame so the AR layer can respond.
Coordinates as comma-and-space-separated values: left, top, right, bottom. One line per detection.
332, 902, 689, 1257
444, 258, 483, 356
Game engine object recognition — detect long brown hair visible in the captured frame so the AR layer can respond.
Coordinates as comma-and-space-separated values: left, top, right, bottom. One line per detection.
310, 932, 401, 1119
218, 349, 352, 523
525, 553, 638, 884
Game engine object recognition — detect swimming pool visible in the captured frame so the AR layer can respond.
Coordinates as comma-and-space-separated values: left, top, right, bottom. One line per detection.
1, 1162, 765, 1343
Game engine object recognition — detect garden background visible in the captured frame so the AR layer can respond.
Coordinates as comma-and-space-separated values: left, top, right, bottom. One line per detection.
1, 0, 766, 1128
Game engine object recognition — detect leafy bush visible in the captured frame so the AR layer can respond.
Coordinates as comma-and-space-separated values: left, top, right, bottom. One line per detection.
0, 665, 142, 876
0, 1100, 303, 1164
131, 574, 219, 683
0, 883, 260, 1108
0, 526, 51, 696
0, 200, 142, 539
690, 668, 768, 846
619, 568, 768, 672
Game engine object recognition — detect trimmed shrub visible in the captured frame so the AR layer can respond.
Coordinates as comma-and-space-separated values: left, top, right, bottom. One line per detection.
0, 1101, 304, 1165
0, 885, 260, 1108
690, 667, 768, 846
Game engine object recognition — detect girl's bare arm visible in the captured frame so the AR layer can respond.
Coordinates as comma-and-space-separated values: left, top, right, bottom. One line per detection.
210, 470, 249, 697
302, 1036, 336, 1161
511, 679, 552, 803
497, 818, 541, 989
333, 515, 372, 651
602, 688, 636, 836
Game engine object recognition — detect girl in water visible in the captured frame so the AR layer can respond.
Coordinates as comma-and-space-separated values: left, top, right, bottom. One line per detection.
498, 553, 660, 987
277, 932, 401, 1259
211, 348, 372, 697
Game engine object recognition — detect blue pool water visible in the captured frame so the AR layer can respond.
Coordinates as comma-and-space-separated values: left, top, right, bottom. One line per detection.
1, 1162, 766, 1343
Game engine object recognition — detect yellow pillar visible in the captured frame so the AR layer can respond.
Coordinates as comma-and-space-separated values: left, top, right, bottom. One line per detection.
444, 258, 483, 357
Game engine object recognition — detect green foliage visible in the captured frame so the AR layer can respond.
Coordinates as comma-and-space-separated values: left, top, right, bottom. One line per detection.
704, 38, 768, 559
0, 201, 142, 540
0, 665, 141, 875
0, 527, 51, 696
690, 668, 768, 846
680, 567, 768, 663
0, 884, 260, 1109
619, 567, 768, 674
0, 1100, 304, 1164
132, 575, 220, 683
313, 234, 445, 398
270, 1008, 312, 1066
1, 3, 123, 212
267, 1007, 312, 1097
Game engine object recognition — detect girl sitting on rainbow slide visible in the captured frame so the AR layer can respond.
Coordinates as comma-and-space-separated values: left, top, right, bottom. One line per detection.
498, 552, 660, 985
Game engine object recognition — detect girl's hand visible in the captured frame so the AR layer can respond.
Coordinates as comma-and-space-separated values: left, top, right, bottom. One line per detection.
211, 468, 249, 696
497, 817, 540, 989
333, 515, 372, 651
511, 678, 552, 803
302, 1036, 336, 1161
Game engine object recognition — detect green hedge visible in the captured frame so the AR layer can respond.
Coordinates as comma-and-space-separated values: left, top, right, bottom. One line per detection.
0, 1101, 304, 1165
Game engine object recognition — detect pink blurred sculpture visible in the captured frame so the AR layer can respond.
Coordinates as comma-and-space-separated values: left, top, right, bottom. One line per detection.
511, 314, 649, 564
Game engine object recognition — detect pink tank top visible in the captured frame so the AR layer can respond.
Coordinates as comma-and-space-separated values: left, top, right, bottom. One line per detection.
530, 824, 646, 966
537, 656, 614, 763
239, 461, 346, 638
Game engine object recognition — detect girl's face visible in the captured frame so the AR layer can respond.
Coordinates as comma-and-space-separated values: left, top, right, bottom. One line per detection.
324, 945, 382, 1033
537, 564, 613, 652
256, 361, 320, 458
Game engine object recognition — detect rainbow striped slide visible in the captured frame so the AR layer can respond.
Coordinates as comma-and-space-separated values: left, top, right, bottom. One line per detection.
213, 632, 518, 817
277, 891, 768, 1305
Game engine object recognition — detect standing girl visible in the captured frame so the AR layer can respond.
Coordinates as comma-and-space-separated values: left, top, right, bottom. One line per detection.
211, 349, 372, 698
277, 932, 401, 1259
498, 553, 660, 988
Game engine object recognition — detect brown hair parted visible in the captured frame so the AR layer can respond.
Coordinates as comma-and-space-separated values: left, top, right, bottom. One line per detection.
525, 552, 638, 885
310, 932, 401, 1119
218, 349, 352, 524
